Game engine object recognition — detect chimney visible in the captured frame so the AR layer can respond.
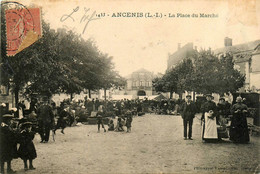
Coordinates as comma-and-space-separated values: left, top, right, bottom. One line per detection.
178, 43, 181, 50
224, 37, 232, 47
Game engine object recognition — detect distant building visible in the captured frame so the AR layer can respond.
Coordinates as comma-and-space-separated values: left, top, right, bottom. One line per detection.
251, 45, 260, 92
214, 37, 260, 92
115, 68, 159, 98
167, 43, 197, 70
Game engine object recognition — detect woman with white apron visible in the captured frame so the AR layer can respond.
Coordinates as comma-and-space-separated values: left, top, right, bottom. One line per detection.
201, 94, 218, 142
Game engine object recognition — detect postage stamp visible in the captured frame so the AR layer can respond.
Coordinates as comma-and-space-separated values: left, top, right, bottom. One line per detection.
2, 1, 42, 56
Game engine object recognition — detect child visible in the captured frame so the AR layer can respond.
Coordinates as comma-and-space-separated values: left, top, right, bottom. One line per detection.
115, 117, 124, 132
126, 111, 133, 133
0, 114, 17, 173
108, 119, 114, 131
18, 122, 37, 171
97, 114, 106, 132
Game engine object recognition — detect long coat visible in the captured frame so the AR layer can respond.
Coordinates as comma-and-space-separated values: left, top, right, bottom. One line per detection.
37, 104, 54, 127
0, 123, 17, 162
18, 130, 37, 160
229, 103, 249, 143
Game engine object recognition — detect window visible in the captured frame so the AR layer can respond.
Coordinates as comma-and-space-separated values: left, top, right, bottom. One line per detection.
0, 85, 8, 95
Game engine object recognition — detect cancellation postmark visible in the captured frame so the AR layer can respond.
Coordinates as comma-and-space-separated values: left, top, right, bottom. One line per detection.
1, 1, 42, 56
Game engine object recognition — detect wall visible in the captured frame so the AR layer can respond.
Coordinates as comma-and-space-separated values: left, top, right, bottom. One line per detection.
250, 54, 260, 91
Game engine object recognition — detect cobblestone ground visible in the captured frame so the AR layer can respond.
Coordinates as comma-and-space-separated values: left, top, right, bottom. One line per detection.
9, 114, 260, 174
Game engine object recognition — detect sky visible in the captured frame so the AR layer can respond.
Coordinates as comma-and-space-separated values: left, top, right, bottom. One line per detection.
11, 0, 260, 77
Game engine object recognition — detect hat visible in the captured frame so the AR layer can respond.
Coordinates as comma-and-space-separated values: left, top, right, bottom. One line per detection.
22, 121, 32, 126
20, 122, 33, 128
2, 114, 14, 118
10, 108, 17, 112
205, 94, 213, 98
186, 95, 192, 98
236, 96, 243, 102
219, 97, 225, 101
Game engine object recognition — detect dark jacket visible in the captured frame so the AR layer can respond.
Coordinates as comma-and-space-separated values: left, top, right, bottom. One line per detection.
0, 122, 17, 162
180, 102, 197, 120
37, 104, 54, 124
201, 100, 217, 120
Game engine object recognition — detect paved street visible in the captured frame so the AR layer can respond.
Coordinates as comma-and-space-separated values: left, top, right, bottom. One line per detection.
11, 114, 260, 174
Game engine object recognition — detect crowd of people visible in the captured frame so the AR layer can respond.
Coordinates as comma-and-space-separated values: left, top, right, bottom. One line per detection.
0, 94, 252, 173
180, 94, 250, 144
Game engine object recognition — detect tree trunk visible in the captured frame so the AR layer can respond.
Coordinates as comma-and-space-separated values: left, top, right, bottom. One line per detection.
14, 88, 19, 118
104, 88, 107, 101
178, 92, 183, 100
70, 93, 73, 101
88, 89, 91, 98
193, 91, 196, 102
170, 91, 173, 99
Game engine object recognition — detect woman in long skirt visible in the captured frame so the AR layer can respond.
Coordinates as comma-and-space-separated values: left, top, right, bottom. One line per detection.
229, 96, 249, 143
201, 94, 218, 142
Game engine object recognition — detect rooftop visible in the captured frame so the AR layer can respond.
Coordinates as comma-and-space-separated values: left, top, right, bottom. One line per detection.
214, 40, 260, 55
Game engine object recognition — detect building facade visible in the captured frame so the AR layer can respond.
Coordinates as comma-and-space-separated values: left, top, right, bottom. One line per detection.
167, 43, 197, 70
0, 85, 14, 110
123, 68, 157, 98
249, 44, 260, 92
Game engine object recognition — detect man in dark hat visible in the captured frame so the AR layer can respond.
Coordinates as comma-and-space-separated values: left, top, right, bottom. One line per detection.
37, 98, 54, 143
0, 114, 17, 173
180, 95, 197, 140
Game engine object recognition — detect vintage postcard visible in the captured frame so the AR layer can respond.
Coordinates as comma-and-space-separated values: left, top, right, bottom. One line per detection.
0, 0, 259, 173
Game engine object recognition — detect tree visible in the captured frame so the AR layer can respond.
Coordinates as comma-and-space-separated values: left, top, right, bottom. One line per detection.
152, 77, 168, 93
95, 54, 126, 100
191, 50, 245, 95
153, 49, 245, 98
1, 5, 126, 108
217, 53, 245, 94
153, 58, 193, 99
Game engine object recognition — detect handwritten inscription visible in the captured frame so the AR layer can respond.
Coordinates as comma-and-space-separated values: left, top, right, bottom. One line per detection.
60, 6, 79, 22
60, 6, 100, 35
